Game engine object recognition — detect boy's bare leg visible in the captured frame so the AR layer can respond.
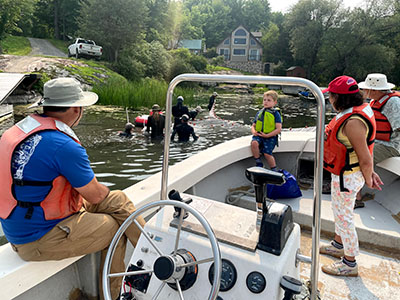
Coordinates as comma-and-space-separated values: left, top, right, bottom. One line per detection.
264, 153, 276, 170
251, 140, 261, 158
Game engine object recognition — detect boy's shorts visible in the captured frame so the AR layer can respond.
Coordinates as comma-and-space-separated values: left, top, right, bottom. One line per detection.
252, 136, 277, 155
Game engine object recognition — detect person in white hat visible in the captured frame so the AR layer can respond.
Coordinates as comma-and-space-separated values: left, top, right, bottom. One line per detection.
355, 73, 400, 207
0, 77, 144, 299
172, 95, 189, 128
188, 105, 202, 120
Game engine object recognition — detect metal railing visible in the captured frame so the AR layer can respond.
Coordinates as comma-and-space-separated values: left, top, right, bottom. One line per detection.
160, 74, 325, 300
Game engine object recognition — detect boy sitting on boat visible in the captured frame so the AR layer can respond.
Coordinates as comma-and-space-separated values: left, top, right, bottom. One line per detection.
250, 90, 282, 170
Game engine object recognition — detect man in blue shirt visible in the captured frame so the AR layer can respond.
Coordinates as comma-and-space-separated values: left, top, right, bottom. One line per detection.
0, 78, 144, 300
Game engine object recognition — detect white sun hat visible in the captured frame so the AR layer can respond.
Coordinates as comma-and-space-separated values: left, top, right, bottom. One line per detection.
358, 73, 395, 90
29, 77, 98, 108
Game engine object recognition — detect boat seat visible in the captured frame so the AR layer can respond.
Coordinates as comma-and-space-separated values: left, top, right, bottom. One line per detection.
0, 243, 84, 299
376, 157, 400, 177
245, 166, 285, 186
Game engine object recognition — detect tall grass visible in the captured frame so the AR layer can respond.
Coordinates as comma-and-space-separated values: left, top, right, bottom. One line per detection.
93, 77, 199, 109
0, 35, 31, 55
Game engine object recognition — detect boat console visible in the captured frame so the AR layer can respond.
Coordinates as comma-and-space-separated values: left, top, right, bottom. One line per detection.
104, 167, 301, 300
110, 197, 300, 300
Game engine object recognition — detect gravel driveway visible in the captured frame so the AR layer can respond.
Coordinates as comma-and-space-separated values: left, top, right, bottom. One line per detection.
28, 37, 67, 57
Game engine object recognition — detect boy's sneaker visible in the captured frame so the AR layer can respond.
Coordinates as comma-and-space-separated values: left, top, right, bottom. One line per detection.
321, 259, 358, 277
320, 242, 344, 258
255, 158, 263, 168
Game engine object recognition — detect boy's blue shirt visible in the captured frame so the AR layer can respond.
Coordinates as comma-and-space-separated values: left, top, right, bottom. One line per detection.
1, 130, 94, 244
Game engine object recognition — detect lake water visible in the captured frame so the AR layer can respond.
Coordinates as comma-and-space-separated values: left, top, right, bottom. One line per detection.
75, 93, 334, 190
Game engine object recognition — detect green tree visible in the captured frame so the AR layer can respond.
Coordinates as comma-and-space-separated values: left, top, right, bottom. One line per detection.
0, 0, 27, 39
285, 0, 342, 79
78, 0, 148, 62
145, 0, 174, 46
316, 0, 399, 83
242, 0, 271, 30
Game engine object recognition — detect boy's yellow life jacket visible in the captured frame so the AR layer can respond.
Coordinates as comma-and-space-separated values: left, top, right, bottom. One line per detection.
255, 108, 280, 133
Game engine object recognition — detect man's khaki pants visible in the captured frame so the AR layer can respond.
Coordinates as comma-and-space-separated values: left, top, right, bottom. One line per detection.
11, 190, 145, 300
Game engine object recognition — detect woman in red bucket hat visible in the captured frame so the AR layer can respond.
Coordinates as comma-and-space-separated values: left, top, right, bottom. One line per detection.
319, 75, 383, 277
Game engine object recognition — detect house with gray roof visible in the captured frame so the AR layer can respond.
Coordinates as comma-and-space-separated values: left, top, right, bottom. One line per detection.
216, 25, 262, 62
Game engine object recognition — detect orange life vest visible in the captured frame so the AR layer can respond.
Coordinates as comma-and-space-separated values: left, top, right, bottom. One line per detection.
0, 114, 83, 220
323, 103, 376, 191
370, 92, 400, 141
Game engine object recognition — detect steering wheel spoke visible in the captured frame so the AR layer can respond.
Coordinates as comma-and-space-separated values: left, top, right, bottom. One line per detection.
175, 279, 185, 300
108, 268, 153, 279
133, 219, 164, 256
151, 281, 166, 300
177, 257, 214, 268
173, 208, 185, 255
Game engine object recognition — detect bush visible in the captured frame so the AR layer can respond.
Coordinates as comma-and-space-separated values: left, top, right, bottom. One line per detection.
189, 55, 208, 72
211, 55, 225, 66
113, 41, 171, 81
203, 47, 217, 58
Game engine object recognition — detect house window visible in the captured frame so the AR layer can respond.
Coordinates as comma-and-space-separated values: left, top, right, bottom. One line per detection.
234, 38, 246, 44
224, 39, 230, 45
219, 48, 229, 60
235, 29, 246, 36
233, 49, 246, 56
249, 49, 259, 61
250, 38, 257, 45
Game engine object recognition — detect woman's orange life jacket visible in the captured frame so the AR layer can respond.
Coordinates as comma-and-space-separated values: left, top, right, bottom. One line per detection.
370, 92, 400, 141
323, 103, 376, 191
0, 114, 83, 220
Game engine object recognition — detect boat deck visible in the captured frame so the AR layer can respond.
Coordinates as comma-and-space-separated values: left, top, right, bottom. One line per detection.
279, 188, 400, 253
300, 233, 400, 300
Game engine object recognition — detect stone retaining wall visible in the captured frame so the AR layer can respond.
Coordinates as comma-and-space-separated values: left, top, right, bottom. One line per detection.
224, 61, 264, 74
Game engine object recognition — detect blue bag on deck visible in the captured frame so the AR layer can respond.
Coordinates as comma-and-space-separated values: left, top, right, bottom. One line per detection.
267, 169, 302, 199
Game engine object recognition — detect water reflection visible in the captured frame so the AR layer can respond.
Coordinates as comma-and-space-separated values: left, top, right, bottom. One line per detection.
73, 93, 333, 190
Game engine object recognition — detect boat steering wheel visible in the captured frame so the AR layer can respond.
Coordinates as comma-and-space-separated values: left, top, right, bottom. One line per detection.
102, 200, 222, 300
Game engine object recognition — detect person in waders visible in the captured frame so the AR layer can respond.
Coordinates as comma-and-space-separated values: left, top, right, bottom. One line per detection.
146, 104, 165, 140
119, 122, 134, 138
172, 96, 189, 129
171, 114, 198, 142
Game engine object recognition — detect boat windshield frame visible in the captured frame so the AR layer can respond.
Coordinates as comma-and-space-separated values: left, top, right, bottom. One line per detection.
161, 73, 325, 300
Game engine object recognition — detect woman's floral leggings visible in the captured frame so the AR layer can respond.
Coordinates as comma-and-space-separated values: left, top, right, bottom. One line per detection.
331, 171, 365, 257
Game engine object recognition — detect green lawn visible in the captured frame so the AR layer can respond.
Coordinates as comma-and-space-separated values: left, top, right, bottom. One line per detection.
47, 38, 70, 54
0, 35, 31, 55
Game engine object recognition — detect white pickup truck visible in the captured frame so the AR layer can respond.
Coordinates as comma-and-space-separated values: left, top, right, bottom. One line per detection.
68, 38, 102, 59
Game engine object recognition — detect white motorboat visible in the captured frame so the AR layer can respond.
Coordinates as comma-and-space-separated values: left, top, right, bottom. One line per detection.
1, 74, 399, 300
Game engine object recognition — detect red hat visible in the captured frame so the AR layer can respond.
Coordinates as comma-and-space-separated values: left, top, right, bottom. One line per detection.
322, 75, 359, 94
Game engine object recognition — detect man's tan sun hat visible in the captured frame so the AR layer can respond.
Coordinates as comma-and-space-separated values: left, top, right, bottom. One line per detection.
29, 77, 98, 108
358, 73, 395, 90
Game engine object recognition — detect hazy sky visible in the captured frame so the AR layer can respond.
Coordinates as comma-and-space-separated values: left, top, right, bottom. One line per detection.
269, 0, 364, 13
